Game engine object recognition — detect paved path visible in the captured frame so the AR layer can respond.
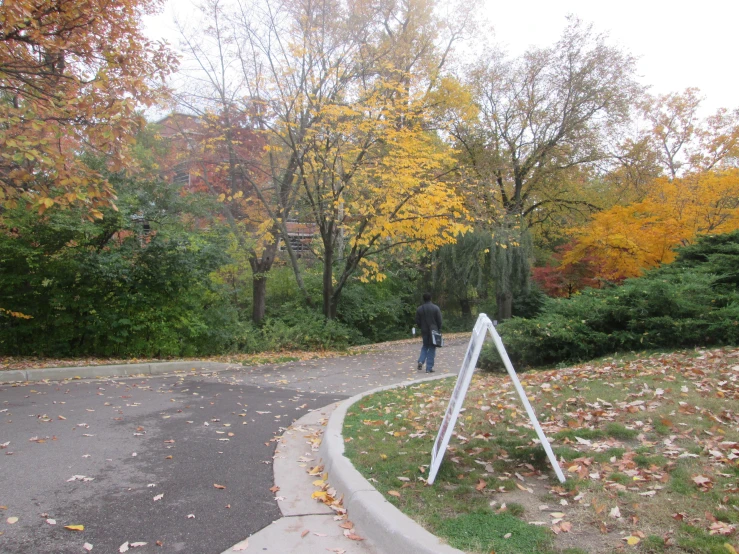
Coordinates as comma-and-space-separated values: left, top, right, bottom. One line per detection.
0, 339, 468, 553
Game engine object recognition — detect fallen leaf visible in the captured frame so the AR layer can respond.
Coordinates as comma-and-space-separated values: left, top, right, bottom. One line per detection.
83, 543, 93, 551
387, 490, 401, 497
301, 530, 309, 538
119, 542, 129, 553
475, 479, 487, 491
560, 521, 572, 532
153, 494, 163, 502
46, 518, 56, 525
624, 536, 641, 546
269, 486, 280, 493
232, 538, 249, 550
7, 517, 18, 524
609, 507, 621, 519
130, 543, 147, 548
214, 484, 226, 490
692, 475, 712, 489
65, 524, 84, 531
345, 532, 364, 541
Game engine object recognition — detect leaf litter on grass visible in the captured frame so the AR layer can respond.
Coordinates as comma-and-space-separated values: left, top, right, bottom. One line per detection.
342, 346, 739, 553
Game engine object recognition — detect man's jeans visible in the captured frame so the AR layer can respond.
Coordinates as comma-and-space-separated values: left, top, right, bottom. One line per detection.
418, 344, 436, 371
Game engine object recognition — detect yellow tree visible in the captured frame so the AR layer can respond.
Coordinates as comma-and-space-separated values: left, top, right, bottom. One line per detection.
0, 0, 176, 214
282, 0, 474, 318
562, 169, 739, 280
299, 84, 468, 317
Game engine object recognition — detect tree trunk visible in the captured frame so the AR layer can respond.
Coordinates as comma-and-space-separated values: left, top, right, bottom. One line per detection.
496, 291, 513, 321
252, 274, 267, 324
322, 246, 334, 319
460, 298, 472, 318
249, 239, 278, 325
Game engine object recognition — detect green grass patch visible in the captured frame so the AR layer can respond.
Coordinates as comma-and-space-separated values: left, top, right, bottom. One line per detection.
342, 347, 739, 554
436, 511, 552, 554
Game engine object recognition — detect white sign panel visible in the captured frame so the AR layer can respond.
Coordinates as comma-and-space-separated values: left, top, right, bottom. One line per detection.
427, 314, 565, 484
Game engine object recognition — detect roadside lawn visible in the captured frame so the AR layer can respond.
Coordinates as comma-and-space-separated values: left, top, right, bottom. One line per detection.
342, 347, 739, 554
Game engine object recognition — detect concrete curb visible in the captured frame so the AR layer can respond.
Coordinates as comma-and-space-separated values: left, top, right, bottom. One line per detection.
319, 374, 465, 554
0, 361, 237, 383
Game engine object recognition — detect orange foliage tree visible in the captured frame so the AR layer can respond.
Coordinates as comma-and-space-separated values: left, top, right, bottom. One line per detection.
0, 0, 177, 215
562, 169, 739, 281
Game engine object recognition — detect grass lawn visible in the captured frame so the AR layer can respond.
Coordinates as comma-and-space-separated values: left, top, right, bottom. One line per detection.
342, 346, 739, 554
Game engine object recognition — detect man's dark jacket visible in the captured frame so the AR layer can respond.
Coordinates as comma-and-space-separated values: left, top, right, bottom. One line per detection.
415, 301, 442, 347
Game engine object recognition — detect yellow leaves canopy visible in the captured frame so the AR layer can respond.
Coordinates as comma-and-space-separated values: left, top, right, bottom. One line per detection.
563, 169, 739, 280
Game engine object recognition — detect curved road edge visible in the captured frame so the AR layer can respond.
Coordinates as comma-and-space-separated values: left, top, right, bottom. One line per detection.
318, 374, 465, 554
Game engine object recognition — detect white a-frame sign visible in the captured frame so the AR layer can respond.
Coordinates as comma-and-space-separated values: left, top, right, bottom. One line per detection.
427, 313, 566, 484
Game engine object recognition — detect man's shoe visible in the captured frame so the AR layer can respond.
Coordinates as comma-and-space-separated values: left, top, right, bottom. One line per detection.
426, 369, 435, 373
417, 362, 423, 371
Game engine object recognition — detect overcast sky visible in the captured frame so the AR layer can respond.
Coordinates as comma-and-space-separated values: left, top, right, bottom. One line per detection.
145, 0, 738, 115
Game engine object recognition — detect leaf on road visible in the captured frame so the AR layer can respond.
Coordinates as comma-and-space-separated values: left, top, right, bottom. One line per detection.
46, 518, 56, 525
119, 542, 129, 553
83, 543, 93, 551
214, 484, 226, 490
153, 494, 163, 501
7, 517, 18, 524
301, 530, 309, 538
269, 485, 280, 493
65, 524, 84, 531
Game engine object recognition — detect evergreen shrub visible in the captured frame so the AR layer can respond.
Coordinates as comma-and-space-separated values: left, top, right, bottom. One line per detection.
479, 231, 739, 369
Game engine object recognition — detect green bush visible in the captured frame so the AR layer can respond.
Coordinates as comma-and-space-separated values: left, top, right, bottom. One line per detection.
479, 231, 739, 369
259, 304, 364, 351
0, 185, 248, 358
336, 269, 417, 343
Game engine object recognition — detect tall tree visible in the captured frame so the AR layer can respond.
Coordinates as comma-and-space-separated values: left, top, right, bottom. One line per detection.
453, 18, 642, 317
286, 0, 472, 318
176, 0, 474, 319
0, 0, 176, 214
173, 0, 297, 323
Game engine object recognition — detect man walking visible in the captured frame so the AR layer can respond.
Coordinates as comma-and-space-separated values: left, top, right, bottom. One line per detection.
415, 292, 442, 373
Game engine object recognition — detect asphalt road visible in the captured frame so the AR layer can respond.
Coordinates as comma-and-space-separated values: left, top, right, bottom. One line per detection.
0, 339, 468, 554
